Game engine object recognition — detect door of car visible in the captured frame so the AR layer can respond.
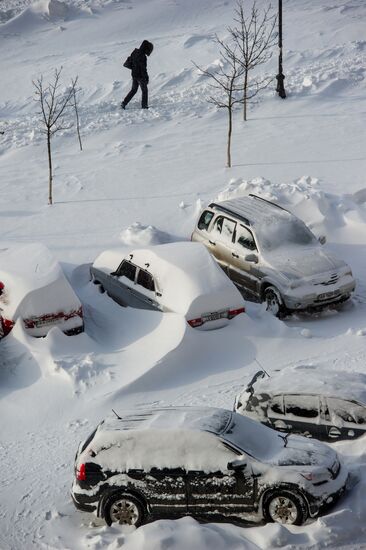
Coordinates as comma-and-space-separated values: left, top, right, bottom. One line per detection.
207, 215, 237, 272
143, 467, 187, 518
282, 394, 322, 439
106, 260, 138, 307
111, 261, 160, 311
186, 446, 256, 518
228, 224, 262, 296
322, 397, 366, 441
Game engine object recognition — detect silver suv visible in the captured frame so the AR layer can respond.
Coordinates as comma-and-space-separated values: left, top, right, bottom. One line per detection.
192, 194, 355, 316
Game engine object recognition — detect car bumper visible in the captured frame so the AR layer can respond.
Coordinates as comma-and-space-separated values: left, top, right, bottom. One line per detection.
306, 464, 349, 517
283, 280, 355, 311
71, 486, 98, 514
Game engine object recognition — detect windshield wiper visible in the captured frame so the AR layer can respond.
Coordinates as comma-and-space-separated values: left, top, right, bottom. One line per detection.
278, 433, 291, 448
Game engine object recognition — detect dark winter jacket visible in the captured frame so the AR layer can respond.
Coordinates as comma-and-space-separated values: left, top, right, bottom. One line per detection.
126, 40, 154, 82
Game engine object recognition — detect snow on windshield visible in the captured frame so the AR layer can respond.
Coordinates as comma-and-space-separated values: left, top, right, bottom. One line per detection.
222, 413, 284, 461
255, 215, 317, 252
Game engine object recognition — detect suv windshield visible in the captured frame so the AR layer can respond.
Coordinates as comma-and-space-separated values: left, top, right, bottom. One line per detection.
255, 217, 317, 252
222, 413, 283, 461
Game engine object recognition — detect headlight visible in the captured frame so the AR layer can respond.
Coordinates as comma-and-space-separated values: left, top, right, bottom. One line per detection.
301, 471, 329, 483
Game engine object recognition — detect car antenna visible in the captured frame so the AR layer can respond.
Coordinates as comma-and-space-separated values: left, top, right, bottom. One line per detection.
112, 409, 122, 420
254, 358, 270, 378
278, 433, 291, 447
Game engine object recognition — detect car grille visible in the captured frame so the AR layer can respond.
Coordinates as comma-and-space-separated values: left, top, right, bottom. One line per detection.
313, 273, 339, 286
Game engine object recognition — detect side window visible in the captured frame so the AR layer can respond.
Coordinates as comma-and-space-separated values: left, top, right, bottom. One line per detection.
137, 269, 155, 292
269, 395, 284, 415
212, 216, 224, 234
327, 398, 366, 425
198, 210, 214, 231
212, 216, 236, 243
117, 260, 136, 282
236, 225, 257, 251
284, 395, 319, 419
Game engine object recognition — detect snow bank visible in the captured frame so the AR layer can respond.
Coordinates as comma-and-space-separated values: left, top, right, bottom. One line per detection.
119, 222, 174, 247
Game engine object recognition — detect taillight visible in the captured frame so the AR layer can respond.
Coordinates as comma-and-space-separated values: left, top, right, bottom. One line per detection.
2, 318, 15, 335
77, 463, 86, 481
228, 307, 245, 319
188, 317, 203, 328
77, 307, 83, 318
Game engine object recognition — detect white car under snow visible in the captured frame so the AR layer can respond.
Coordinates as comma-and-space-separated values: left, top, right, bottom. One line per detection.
90, 241, 245, 329
0, 243, 84, 338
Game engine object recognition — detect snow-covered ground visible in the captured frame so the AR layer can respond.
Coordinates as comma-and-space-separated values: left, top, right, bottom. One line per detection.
1, 0, 366, 548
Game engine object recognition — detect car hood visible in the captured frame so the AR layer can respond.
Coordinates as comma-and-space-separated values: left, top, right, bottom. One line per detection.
270, 435, 336, 468
265, 247, 346, 280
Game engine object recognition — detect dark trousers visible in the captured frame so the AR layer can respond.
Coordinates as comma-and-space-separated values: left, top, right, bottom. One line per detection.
123, 78, 148, 108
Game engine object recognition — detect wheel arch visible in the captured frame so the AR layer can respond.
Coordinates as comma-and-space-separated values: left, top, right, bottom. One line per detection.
98, 486, 148, 520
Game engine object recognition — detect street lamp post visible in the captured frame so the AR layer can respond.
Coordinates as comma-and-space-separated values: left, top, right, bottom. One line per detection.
276, 0, 286, 99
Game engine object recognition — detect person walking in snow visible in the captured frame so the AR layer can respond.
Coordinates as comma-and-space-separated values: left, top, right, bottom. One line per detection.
121, 40, 154, 110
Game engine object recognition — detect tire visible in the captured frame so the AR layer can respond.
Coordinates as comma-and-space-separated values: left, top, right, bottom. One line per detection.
264, 286, 286, 319
263, 490, 308, 526
103, 492, 145, 527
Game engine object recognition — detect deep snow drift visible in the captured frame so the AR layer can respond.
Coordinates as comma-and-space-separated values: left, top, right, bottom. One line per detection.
1, 0, 366, 549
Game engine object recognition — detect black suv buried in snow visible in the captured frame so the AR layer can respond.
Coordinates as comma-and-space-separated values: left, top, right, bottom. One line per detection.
71, 407, 348, 527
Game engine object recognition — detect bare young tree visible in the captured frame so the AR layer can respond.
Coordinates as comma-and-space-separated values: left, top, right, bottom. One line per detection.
33, 67, 78, 205
194, 37, 244, 167
230, 1, 277, 121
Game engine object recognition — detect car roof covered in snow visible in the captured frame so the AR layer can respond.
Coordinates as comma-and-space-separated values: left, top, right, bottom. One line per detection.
0, 243, 79, 318
101, 406, 232, 435
93, 242, 244, 315
209, 194, 294, 227
246, 366, 366, 405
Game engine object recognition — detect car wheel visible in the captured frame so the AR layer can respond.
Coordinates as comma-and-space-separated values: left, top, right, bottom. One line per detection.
263, 490, 307, 525
104, 493, 145, 527
264, 286, 286, 318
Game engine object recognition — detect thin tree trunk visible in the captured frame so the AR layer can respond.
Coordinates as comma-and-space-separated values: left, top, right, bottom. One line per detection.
243, 71, 248, 121
73, 90, 82, 151
47, 131, 53, 205
227, 105, 233, 168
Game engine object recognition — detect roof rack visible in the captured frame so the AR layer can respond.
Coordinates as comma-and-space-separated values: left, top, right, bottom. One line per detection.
248, 193, 291, 214
208, 202, 251, 226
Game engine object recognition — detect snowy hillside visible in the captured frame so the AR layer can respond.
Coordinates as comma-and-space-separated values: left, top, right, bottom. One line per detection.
1, 0, 366, 548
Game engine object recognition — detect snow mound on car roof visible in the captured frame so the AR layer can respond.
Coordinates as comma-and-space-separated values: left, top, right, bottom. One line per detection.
0, 243, 74, 318
252, 365, 366, 404
215, 176, 366, 238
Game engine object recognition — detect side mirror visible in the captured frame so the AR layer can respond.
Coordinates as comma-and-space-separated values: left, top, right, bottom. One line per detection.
318, 235, 326, 245
227, 458, 247, 471
245, 253, 258, 264
110, 271, 118, 276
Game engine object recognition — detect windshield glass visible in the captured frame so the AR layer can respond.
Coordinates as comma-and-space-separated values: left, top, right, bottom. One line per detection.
222, 413, 283, 461
255, 216, 317, 252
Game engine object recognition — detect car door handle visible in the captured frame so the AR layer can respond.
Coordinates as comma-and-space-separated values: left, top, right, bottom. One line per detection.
232, 252, 239, 258
209, 240, 216, 246
328, 426, 341, 438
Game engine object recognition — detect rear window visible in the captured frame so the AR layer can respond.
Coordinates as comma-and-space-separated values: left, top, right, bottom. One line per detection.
137, 269, 155, 292
81, 427, 98, 453
198, 210, 214, 231
118, 260, 136, 282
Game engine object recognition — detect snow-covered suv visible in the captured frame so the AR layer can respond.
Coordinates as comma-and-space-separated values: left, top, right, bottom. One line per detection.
192, 194, 355, 316
72, 406, 348, 527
